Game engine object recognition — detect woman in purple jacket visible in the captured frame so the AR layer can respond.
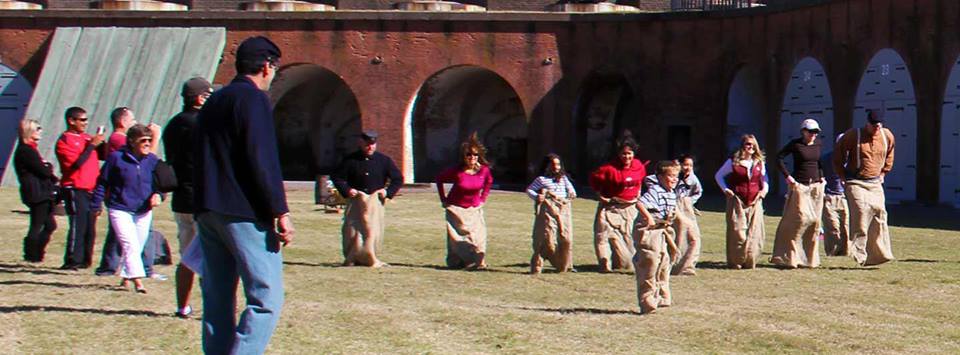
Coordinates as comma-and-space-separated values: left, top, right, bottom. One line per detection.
91, 124, 162, 293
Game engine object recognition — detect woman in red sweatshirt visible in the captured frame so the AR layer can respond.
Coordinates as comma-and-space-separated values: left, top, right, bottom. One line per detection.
589, 134, 647, 273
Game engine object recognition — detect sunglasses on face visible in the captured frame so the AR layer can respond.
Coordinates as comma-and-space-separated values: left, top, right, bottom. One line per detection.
135, 138, 151, 144
465, 153, 479, 157
74, 117, 88, 122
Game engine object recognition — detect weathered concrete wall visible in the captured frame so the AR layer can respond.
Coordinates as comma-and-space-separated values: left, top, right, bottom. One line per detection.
0, 0, 957, 202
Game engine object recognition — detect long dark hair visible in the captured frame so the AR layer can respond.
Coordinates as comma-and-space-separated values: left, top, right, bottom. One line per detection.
539, 153, 566, 182
611, 129, 638, 164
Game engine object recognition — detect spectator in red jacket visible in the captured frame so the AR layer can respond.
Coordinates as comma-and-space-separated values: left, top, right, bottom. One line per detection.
55, 106, 105, 270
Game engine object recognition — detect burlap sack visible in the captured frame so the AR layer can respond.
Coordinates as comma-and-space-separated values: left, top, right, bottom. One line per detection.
822, 193, 850, 256
593, 199, 638, 272
670, 196, 701, 275
844, 179, 894, 266
633, 222, 675, 313
770, 182, 825, 268
445, 205, 488, 269
530, 192, 574, 273
725, 196, 765, 269
342, 191, 386, 267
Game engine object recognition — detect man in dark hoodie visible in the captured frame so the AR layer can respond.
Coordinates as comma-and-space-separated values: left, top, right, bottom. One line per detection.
163, 77, 212, 318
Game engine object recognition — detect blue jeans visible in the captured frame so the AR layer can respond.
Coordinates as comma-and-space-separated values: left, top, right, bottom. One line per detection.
196, 211, 284, 355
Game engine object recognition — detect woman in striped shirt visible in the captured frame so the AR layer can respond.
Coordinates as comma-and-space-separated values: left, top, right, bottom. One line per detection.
526, 154, 577, 273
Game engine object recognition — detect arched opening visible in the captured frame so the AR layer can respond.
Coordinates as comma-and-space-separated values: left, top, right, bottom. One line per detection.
410, 66, 527, 186
570, 72, 639, 181
726, 66, 767, 156
0, 64, 33, 183
777, 57, 835, 193
853, 48, 917, 202
270, 64, 361, 181
941, 55, 960, 206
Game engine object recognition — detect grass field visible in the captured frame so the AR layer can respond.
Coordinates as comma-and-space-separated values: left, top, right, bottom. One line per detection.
0, 187, 959, 354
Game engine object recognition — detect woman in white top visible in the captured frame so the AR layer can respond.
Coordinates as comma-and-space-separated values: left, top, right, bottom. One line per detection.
526, 153, 576, 273
714, 134, 768, 269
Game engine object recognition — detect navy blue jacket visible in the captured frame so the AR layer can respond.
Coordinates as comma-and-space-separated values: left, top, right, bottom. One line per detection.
333, 150, 403, 199
194, 76, 289, 222
91, 148, 160, 214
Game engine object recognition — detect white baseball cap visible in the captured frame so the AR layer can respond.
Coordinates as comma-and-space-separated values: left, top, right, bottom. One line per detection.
800, 118, 821, 132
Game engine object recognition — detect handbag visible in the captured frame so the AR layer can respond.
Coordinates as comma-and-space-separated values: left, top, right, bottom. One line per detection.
153, 160, 179, 193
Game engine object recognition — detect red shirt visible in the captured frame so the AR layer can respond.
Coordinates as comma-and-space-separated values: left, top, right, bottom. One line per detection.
107, 132, 126, 155
589, 159, 648, 200
56, 131, 101, 191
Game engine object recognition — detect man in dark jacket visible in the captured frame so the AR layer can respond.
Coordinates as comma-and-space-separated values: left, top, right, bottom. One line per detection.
193, 36, 294, 354
163, 77, 212, 318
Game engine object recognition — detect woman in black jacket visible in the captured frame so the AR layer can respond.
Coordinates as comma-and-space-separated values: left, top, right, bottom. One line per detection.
14, 119, 58, 262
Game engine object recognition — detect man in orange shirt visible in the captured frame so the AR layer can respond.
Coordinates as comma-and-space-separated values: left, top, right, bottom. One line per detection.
832, 110, 896, 266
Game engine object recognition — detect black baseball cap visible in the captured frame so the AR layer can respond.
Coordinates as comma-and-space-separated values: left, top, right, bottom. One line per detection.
360, 130, 378, 142
236, 36, 281, 64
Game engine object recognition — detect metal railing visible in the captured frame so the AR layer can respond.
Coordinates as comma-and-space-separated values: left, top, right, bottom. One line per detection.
671, 0, 758, 11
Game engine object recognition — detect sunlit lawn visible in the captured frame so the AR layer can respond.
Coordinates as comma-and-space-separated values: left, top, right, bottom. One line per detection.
0, 187, 958, 353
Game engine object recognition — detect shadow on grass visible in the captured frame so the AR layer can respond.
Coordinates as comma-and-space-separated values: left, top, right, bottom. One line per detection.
389, 263, 528, 274
283, 261, 341, 268
513, 306, 640, 316
0, 263, 78, 276
0, 305, 174, 318
901, 258, 950, 263
0, 280, 119, 291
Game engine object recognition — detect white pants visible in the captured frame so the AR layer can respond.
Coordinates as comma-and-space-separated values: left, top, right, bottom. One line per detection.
174, 212, 197, 255
108, 209, 153, 279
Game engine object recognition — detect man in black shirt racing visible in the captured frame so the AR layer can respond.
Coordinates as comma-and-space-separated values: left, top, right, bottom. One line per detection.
333, 131, 403, 267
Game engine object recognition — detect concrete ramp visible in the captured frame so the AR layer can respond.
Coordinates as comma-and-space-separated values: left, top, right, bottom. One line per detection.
2, 27, 226, 186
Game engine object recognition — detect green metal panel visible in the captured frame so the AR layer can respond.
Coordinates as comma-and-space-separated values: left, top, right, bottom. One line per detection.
2, 27, 226, 186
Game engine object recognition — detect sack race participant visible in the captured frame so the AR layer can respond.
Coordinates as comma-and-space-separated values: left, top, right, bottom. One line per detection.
437, 133, 493, 270
715, 134, 769, 269
644, 155, 702, 276
634, 160, 681, 314
527, 153, 577, 274
832, 110, 896, 266
670, 194, 701, 276
589, 132, 647, 273
342, 190, 387, 267
333, 130, 403, 268
821, 135, 850, 256
771, 118, 826, 269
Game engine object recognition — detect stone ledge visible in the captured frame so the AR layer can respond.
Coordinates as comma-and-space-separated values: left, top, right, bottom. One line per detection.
395, 1, 485, 12
242, 1, 335, 11
96, 0, 188, 10
549, 3, 641, 13
0, 0, 42, 9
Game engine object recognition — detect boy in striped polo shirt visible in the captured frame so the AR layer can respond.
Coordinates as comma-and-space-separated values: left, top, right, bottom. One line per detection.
634, 160, 681, 314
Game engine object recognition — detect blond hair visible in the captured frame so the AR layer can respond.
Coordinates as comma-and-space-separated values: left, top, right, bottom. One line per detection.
18, 119, 40, 141
732, 134, 765, 164
655, 160, 681, 176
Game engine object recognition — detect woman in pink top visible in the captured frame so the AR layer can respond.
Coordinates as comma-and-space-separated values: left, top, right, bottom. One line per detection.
436, 133, 494, 270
